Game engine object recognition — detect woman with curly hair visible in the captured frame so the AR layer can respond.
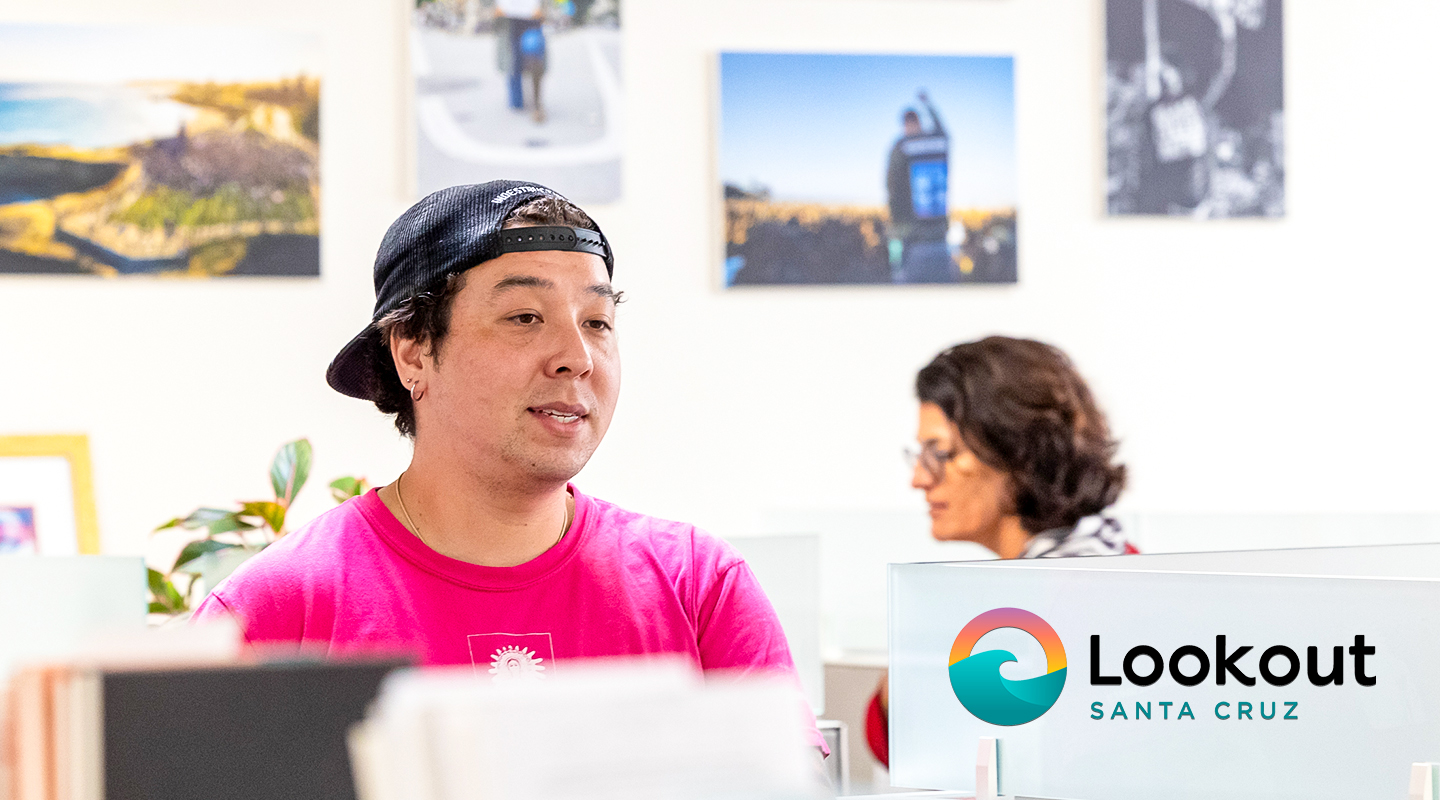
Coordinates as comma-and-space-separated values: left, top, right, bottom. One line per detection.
866, 336, 1135, 767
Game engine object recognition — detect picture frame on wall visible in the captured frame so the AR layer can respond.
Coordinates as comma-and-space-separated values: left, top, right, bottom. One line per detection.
718, 52, 1017, 287
0, 24, 322, 277
0, 434, 100, 555
1105, 0, 1284, 218
412, 0, 622, 203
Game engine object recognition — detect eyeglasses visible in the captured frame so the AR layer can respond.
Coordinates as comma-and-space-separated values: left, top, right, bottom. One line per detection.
903, 441, 957, 483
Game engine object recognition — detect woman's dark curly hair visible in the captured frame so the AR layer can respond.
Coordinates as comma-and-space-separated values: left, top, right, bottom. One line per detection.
371, 196, 600, 438
916, 336, 1126, 533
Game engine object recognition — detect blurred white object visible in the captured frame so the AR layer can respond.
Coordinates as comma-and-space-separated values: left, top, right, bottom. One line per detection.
975, 737, 998, 800
945, 222, 967, 250
1411, 763, 1439, 800
944, 223, 967, 266
350, 657, 821, 800
71, 616, 241, 667
815, 720, 847, 795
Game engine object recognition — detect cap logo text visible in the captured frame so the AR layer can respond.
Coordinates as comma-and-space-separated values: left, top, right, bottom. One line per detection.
491, 186, 560, 204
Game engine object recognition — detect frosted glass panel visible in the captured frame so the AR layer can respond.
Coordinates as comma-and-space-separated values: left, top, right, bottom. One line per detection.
889, 549, 1440, 799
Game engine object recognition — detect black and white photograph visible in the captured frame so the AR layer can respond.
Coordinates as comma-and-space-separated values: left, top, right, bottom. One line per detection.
1106, 0, 1283, 218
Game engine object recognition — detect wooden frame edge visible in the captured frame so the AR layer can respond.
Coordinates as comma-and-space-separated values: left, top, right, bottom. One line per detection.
0, 434, 100, 554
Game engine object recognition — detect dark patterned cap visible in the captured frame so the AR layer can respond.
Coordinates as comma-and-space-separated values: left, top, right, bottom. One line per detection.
326, 180, 613, 401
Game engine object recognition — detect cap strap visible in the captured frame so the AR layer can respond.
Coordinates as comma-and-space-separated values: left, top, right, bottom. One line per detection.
497, 226, 610, 267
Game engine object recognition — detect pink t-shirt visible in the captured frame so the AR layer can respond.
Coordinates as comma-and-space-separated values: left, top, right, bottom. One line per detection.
194, 486, 822, 748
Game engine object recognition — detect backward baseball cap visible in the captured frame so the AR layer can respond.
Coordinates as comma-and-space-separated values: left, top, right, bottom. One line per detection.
325, 180, 614, 402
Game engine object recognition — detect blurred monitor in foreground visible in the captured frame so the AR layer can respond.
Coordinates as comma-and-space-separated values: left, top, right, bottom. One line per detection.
350, 657, 824, 800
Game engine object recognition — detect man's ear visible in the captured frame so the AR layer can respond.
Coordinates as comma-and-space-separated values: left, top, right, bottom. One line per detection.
390, 333, 428, 384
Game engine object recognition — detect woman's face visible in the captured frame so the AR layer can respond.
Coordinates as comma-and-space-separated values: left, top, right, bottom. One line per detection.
912, 402, 1014, 543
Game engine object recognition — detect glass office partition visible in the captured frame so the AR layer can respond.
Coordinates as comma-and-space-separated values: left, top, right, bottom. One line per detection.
889, 545, 1440, 799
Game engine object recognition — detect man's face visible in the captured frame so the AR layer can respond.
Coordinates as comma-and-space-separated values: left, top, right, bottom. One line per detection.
413, 248, 620, 488
903, 117, 922, 137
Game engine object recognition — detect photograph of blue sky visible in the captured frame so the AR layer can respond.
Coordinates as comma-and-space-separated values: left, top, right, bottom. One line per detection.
720, 52, 1015, 209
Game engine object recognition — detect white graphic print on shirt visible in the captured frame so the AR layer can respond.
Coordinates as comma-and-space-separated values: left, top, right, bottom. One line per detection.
490, 645, 545, 680
467, 632, 555, 682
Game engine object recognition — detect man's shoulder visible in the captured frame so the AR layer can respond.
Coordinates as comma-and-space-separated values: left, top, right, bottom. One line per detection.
584, 493, 687, 532
195, 495, 395, 641
212, 494, 385, 594
581, 493, 700, 548
578, 492, 741, 570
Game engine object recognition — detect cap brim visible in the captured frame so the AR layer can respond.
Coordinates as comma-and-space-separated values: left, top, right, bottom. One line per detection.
326, 324, 385, 401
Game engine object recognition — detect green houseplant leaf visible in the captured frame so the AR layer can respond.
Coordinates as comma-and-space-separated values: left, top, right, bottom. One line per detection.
147, 567, 169, 599
147, 568, 188, 614
172, 539, 241, 573
240, 501, 287, 535
149, 437, 364, 620
329, 476, 370, 504
270, 438, 313, 507
179, 507, 257, 537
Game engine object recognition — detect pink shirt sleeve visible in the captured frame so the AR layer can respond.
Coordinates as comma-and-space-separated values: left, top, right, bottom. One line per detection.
190, 590, 235, 626
694, 559, 797, 675
189, 546, 309, 646
690, 538, 828, 756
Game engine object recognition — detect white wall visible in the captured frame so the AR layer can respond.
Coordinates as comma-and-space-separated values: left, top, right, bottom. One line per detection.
4, 0, 1440, 653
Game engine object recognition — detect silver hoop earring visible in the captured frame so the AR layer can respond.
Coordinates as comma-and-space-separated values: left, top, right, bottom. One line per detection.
409, 379, 424, 403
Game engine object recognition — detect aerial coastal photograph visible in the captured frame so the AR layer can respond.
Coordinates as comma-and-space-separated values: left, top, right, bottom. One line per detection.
0, 24, 321, 277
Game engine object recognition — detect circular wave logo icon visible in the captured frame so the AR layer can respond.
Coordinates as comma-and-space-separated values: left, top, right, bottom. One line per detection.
949, 608, 1066, 726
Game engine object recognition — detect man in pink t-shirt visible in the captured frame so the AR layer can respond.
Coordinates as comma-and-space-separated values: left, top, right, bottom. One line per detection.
194, 180, 822, 750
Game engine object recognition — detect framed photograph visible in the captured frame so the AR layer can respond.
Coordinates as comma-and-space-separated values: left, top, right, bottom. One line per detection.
719, 52, 1017, 287
0, 435, 99, 554
1105, 0, 1284, 218
413, 0, 622, 203
0, 24, 322, 276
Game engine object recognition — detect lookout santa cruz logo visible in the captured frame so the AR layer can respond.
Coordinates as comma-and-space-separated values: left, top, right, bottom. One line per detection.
948, 609, 1380, 727
949, 608, 1067, 726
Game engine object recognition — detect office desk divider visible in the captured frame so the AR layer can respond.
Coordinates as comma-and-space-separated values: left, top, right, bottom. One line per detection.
889, 543, 1440, 800
349, 658, 821, 800
0, 556, 146, 683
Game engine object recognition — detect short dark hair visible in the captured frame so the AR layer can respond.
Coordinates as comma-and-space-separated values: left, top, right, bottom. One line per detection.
372, 196, 600, 438
916, 336, 1126, 533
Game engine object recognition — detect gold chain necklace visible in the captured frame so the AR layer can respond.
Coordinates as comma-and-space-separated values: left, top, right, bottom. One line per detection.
394, 471, 428, 547
394, 471, 572, 551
